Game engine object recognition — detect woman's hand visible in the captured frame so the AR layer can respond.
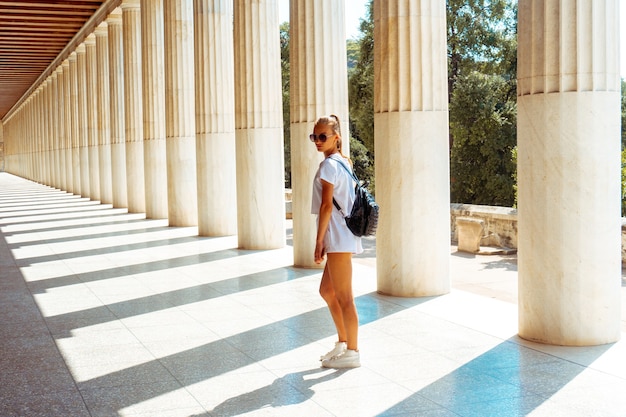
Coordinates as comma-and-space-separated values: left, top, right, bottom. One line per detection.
314, 240, 326, 264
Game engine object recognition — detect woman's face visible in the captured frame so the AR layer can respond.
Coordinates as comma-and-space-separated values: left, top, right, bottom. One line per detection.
311, 124, 338, 155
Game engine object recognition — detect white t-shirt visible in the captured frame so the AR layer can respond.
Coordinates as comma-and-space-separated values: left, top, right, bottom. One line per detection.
311, 154, 363, 254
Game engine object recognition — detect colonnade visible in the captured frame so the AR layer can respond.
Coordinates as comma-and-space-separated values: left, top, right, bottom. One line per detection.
1, 0, 622, 346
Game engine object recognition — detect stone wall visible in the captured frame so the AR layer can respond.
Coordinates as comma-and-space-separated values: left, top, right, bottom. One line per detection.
450, 203, 518, 249
451, 203, 626, 264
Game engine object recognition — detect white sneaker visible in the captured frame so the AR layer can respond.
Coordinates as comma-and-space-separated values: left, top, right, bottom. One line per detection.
320, 341, 347, 361
321, 349, 361, 368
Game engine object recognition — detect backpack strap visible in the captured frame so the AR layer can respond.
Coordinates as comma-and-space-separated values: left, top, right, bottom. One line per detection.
333, 197, 347, 217
327, 155, 357, 218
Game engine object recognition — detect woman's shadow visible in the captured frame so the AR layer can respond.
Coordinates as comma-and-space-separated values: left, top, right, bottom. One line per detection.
192, 367, 347, 416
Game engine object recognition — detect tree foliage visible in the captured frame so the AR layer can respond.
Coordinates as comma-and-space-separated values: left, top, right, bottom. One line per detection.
447, 0, 517, 98
348, 0, 374, 157
447, 0, 518, 206
450, 72, 517, 206
280, 22, 291, 188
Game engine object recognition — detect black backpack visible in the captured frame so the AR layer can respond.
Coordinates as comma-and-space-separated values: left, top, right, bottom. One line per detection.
332, 161, 379, 238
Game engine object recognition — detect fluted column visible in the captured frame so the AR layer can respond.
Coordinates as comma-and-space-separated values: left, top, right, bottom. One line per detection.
141, 0, 168, 219
123, 0, 146, 213
234, 0, 285, 249
289, 0, 350, 267
57, 65, 68, 191
96, 21, 113, 204
108, 8, 128, 208
76, 44, 90, 197
374, 0, 450, 296
63, 60, 74, 193
85, 33, 101, 201
164, 0, 198, 226
517, 0, 621, 345
32, 90, 42, 183
43, 79, 53, 184
69, 52, 81, 194
50, 70, 61, 189
194, 0, 237, 236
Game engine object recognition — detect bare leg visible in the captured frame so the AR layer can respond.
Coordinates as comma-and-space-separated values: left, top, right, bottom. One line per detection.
324, 253, 358, 351
319, 263, 347, 343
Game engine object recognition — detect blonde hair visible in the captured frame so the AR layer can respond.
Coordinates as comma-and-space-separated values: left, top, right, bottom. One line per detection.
314, 114, 351, 162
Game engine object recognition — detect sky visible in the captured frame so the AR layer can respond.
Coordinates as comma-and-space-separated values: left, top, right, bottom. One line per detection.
279, 0, 626, 79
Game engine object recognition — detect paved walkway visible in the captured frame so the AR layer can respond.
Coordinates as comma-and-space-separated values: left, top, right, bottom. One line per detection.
1, 171, 625, 417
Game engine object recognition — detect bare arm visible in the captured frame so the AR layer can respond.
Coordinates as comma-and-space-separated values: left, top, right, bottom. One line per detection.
315, 179, 334, 264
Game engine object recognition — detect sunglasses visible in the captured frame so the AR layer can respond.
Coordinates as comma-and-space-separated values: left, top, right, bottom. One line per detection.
309, 133, 335, 142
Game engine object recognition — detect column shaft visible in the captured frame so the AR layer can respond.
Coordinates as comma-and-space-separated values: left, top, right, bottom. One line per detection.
374, 0, 450, 296
44, 78, 53, 185
76, 44, 90, 197
123, 0, 146, 213
50, 71, 61, 189
517, 0, 621, 345
164, 0, 198, 226
63, 60, 74, 193
234, 0, 285, 249
57, 66, 68, 191
194, 0, 237, 236
69, 53, 81, 194
141, 0, 168, 219
109, 8, 128, 208
289, 0, 350, 267
85, 34, 101, 201
96, 22, 113, 204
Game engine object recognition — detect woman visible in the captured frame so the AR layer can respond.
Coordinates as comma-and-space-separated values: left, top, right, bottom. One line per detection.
310, 114, 363, 368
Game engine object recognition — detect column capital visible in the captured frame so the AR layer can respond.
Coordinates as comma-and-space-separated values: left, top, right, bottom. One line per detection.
75, 43, 86, 55
95, 21, 108, 36
68, 51, 77, 63
107, 7, 123, 24
84, 33, 96, 46
61, 59, 70, 70
121, 0, 140, 10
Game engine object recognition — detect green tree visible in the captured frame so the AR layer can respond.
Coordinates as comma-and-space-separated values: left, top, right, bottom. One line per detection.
280, 22, 291, 188
348, 0, 374, 156
450, 72, 517, 206
447, 0, 517, 100
346, 39, 359, 73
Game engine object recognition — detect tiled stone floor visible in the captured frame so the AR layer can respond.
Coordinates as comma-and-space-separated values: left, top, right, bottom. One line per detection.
1, 171, 626, 417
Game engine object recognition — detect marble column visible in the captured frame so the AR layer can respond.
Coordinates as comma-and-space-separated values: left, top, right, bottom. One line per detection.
32, 92, 40, 183
43, 79, 53, 185
57, 65, 68, 191
289, 0, 350, 267
50, 70, 61, 189
194, 0, 237, 236
76, 44, 90, 198
69, 52, 81, 194
63, 60, 74, 193
96, 21, 113, 204
123, 0, 146, 213
164, 0, 198, 226
234, 0, 285, 249
374, 0, 450, 296
108, 8, 128, 208
141, 0, 168, 219
85, 33, 101, 201
517, 0, 621, 345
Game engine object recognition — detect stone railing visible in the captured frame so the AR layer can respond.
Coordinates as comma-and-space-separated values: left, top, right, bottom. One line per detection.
451, 203, 626, 263
450, 203, 518, 250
